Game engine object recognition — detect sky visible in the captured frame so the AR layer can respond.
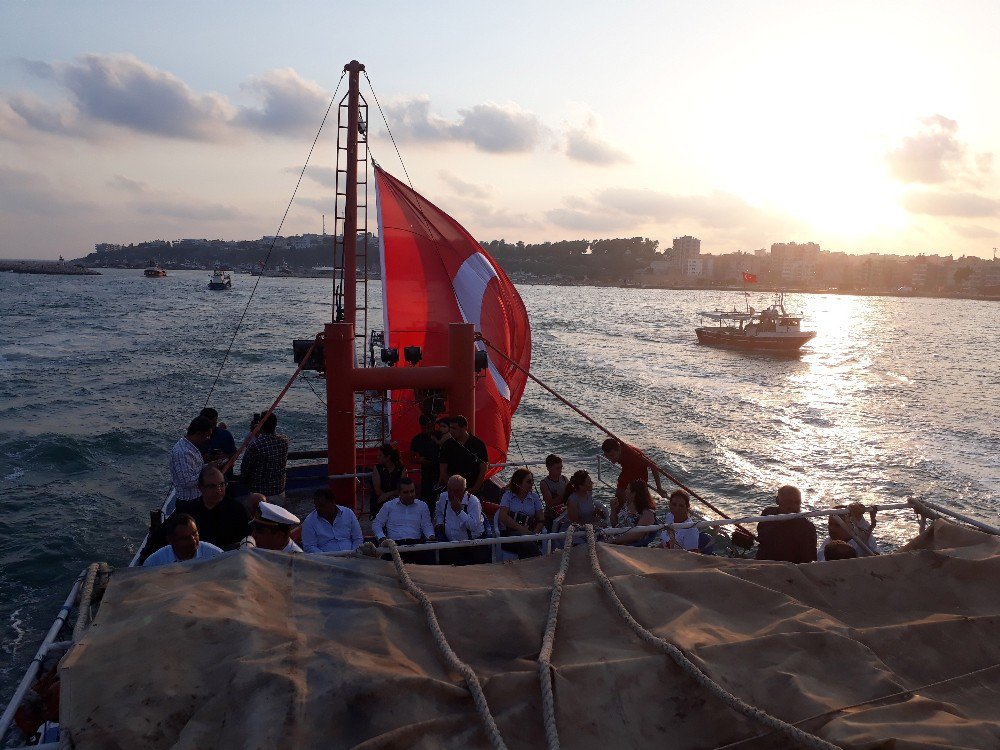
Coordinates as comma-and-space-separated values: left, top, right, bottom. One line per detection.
2, 0, 999, 260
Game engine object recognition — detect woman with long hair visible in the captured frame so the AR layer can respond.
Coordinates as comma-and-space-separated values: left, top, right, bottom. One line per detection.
565, 470, 606, 527
610, 480, 658, 547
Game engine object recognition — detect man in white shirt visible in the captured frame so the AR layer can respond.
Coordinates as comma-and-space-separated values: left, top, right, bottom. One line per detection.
373, 477, 434, 563
434, 475, 485, 565
144, 513, 223, 567
169, 416, 214, 501
301, 488, 364, 553
241, 501, 303, 553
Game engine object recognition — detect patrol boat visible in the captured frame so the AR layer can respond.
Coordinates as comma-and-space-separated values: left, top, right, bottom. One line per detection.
4, 61, 1000, 750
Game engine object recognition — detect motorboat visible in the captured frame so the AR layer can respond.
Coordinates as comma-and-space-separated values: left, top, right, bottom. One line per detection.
696, 292, 816, 351
142, 261, 166, 278
208, 269, 232, 289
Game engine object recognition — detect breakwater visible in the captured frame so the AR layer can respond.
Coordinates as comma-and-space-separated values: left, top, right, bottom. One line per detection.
0, 260, 100, 275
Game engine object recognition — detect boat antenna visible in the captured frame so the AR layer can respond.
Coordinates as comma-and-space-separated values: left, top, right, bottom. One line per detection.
202, 71, 346, 407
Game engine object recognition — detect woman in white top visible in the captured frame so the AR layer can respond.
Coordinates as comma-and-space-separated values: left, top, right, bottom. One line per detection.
498, 469, 545, 559
660, 489, 700, 551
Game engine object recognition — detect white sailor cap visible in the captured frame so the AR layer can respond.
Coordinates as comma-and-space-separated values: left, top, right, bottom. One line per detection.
256, 501, 300, 527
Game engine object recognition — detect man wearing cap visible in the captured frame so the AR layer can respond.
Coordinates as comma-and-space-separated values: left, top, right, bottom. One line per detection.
301, 488, 364, 553
170, 416, 214, 502
241, 502, 303, 553
144, 513, 224, 567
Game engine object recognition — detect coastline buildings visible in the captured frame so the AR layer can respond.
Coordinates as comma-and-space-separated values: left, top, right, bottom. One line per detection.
80, 232, 999, 296
639, 236, 999, 295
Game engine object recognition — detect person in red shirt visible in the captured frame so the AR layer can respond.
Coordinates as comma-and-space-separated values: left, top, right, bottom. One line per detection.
601, 438, 650, 520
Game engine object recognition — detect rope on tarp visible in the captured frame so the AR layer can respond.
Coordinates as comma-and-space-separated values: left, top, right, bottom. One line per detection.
384, 540, 508, 750
582, 525, 840, 750
537, 525, 577, 750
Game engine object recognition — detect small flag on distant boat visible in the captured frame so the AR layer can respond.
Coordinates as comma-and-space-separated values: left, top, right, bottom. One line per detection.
742, 271, 758, 283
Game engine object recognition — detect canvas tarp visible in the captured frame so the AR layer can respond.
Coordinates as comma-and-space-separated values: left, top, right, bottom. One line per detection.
60, 520, 1000, 749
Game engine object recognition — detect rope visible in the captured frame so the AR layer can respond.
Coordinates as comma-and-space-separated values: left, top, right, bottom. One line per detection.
476, 334, 755, 540
71, 562, 101, 641
582, 525, 839, 750
221, 336, 320, 474
537, 525, 577, 750
203, 72, 346, 407
383, 540, 508, 750
364, 72, 416, 193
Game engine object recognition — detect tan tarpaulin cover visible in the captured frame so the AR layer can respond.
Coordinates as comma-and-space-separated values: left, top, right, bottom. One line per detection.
61, 520, 1000, 749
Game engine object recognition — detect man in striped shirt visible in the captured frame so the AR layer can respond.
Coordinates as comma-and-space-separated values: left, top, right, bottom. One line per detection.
169, 416, 214, 502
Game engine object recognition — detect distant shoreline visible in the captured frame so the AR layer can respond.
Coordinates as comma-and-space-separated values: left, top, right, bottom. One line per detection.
5, 262, 996, 302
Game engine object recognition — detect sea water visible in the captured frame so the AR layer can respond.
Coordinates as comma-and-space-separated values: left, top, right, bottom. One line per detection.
1, 269, 998, 703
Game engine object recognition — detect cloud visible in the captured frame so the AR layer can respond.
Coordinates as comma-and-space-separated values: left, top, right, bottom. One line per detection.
545, 186, 805, 238
0, 166, 95, 215
235, 68, 330, 136
381, 96, 547, 153
950, 223, 999, 239
902, 189, 1000, 217
295, 195, 337, 213
438, 170, 492, 200
44, 53, 234, 140
885, 115, 988, 184
452, 102, 546, 153
108, 174, 149, 193
300, 165, 338, 189
546, 206, 630, 232
564, 116, 630, 166
4, 54, 332, 143
3, 93, 85, 137
133, 199, 244, 221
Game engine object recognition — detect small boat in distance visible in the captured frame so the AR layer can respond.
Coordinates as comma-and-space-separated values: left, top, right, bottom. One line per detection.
696, 292, 816, 352
142, 261, 167, 278
208, 269, 232, 289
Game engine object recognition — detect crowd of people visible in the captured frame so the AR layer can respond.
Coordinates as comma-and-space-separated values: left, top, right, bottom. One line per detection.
148, 412, 881, 570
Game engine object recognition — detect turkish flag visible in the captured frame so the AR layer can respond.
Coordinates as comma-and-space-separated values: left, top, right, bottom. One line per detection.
742, 271, 758, 283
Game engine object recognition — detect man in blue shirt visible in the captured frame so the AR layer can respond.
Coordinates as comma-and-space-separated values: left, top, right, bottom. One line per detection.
143, 513, 223, 568
301, 488, 364, 553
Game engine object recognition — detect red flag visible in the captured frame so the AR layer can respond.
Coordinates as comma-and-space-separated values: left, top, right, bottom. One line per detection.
742, 271, 758, 283
375, 167, 531, 475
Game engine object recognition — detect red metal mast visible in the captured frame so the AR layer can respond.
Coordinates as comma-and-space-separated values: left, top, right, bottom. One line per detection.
323, 61, 476, 514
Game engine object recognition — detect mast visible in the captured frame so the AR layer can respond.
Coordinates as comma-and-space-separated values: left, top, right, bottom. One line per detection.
341, 60, 363, 325
322, 61, 476, 515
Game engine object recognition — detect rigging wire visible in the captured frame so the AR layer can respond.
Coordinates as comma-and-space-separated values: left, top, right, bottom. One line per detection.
363, 72, 416, 192
202, 71, 346, 408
